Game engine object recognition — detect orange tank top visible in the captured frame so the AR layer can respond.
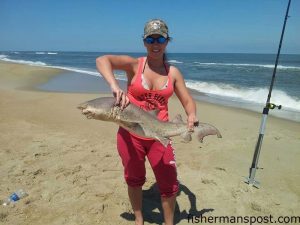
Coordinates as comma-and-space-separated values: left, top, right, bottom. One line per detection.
127, 57, 174, 122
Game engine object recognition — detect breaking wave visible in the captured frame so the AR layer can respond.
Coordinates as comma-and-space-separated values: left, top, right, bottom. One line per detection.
194, 62, 300, 71
35, 52, 58, 55
168, 59, 183, 64
0, 55, 47, 66
186, 80, 300, 112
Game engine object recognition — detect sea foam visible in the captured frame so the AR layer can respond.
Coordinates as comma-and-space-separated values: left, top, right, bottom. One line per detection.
0, 55, 96, 76
168, 60, 183, 64
194, 62, 300, 71
46, 66, 127, 80
0, 56, 47, 66
186, 80, 300, 112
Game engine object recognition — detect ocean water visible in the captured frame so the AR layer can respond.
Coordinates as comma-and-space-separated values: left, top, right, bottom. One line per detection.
1, 51, 300, 121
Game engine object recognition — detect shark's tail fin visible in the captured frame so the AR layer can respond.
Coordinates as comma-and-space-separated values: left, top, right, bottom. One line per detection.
171, 114, 222, 143
194, 123, 222, 143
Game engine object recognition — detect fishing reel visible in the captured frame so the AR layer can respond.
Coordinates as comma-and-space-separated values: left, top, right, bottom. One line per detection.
266, 103, 282, 110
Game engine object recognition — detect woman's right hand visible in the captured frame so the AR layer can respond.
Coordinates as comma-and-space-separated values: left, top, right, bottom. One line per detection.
110, 83, 130, 110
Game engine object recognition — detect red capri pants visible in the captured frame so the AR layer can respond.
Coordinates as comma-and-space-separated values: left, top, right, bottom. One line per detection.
117, 127, 179, 198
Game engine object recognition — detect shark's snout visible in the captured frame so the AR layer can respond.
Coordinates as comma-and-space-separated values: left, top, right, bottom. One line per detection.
78, 105, 96, 119
77, 103, 88, 110
77, 102, 95, 119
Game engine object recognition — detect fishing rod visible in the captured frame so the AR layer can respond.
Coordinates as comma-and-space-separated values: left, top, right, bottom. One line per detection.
245, 0, 292, 188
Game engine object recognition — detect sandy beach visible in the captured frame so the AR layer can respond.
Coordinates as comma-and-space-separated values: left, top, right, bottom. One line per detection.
0, 61, 299, 225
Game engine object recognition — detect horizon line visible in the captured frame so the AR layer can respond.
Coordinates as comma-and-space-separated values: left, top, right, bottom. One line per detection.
1, 50, 300, 55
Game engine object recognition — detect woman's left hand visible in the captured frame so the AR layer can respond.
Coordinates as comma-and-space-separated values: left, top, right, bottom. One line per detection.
187, 114, 199, 132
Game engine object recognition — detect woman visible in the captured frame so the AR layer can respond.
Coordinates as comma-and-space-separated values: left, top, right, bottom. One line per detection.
96, 19, 198, 225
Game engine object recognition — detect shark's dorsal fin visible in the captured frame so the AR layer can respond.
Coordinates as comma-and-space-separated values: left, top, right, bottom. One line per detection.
171, 114, 184, 123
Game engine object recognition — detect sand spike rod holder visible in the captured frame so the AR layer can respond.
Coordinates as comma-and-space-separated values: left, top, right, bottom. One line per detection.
245, 0, 291, 188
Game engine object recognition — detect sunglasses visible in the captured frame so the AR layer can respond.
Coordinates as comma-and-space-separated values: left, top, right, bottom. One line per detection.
144, 36, 168, 44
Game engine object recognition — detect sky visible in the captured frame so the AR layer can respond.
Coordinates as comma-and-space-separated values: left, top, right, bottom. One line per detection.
0, 0, 299, 54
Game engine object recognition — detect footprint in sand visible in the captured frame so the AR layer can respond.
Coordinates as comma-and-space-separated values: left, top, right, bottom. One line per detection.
231, 188, 245, 199
215, 167, 226, 172
101, 203, 109, 213
71, 165, 82, 174
32, 168, 45, 177
70, 144, 79, 149
34, 153, 41, 158
34, 151, 50, 158
231, 184, 251, 199
251, 202, 262, 212
201, 178, 217, 185
0, 212, 8, 222
55, 165, 82, 179
39, 144, 47, 148
231, 189, 239, 199
72, 175, 89, 185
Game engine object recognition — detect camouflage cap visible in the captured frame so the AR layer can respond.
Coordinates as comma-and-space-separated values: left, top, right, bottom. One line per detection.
143, 19, 169, 39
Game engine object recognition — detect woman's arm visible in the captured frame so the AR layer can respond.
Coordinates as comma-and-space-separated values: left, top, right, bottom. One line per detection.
172, 66, 198, 131
96, 55, 138, 109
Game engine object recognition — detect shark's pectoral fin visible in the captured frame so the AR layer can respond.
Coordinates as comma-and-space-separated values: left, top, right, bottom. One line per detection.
155, 135, 170, 147
180, 131, 192, 143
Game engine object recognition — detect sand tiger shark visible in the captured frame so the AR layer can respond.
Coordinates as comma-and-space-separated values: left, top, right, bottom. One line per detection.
78, 97, 222, 146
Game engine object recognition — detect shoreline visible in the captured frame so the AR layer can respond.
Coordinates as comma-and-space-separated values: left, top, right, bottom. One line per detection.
0, 61, 64, 91
0, 61, 299, 225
